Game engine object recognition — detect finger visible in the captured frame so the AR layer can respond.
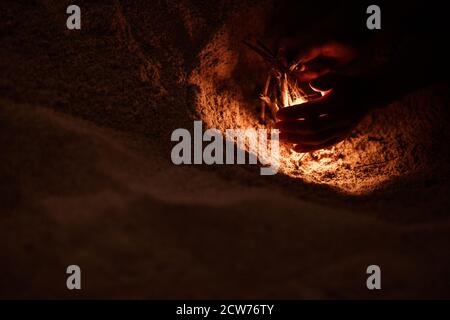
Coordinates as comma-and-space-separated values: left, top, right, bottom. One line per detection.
275, 115, 349, 134
309, 73, 340, 91
299, 42, 356, 65
276, 94, 334, 120
298, 46, 325, 63
320, 42, 356, 65
276, 119, 324, 135
279, 126, 347, 146
296, 67, 331, 82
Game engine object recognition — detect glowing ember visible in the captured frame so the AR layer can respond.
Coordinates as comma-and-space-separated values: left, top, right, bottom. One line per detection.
245, 40, 324, 123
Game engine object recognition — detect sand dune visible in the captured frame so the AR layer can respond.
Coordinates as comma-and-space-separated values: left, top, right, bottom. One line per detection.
1, 0, 450, 298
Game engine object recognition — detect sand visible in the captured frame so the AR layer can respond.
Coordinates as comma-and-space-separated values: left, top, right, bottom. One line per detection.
1, 0, 450, 298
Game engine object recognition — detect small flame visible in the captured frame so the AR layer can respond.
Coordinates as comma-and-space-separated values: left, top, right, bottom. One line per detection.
279, 73, 330, 108
245, 40, 332, 122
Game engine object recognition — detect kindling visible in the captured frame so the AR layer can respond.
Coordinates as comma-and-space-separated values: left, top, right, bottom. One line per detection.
171, 121, 280, 175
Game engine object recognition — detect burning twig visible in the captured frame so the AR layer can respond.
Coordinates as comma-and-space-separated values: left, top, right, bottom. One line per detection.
260, 95, 279, 120
280, 73, 290, 107
260, 74, 272, 123
245, 39, 316, 123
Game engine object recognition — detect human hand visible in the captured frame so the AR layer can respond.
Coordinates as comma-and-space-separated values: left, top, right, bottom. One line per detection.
276, 42, 374, 153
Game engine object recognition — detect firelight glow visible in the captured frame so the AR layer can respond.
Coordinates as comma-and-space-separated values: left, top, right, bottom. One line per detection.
191, 38, 400, 195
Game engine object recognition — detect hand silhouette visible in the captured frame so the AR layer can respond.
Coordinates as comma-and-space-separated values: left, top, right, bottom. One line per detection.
276, 42, 375, 152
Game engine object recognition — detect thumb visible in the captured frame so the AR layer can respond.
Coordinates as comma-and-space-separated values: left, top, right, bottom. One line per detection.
309, 72, 340, 91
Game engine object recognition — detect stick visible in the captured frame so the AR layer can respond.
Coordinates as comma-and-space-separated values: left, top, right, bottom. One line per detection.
260, 96, 279, 120
281, 73, 289, 107
260, 74, 272, 122
243, 40, 274, 64
256, 40, 275, 58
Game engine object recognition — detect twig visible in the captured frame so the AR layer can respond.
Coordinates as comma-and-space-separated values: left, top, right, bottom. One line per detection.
260, 74, 272, 122
354, 156, 399, 168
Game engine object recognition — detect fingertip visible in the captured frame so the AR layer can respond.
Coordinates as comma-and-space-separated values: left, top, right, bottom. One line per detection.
297, 71, 319, 82
309, 73, 338, 91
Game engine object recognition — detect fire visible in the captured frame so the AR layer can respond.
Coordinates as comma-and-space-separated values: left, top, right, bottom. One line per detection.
245, 40, 327, 123
191, 36, 399, 195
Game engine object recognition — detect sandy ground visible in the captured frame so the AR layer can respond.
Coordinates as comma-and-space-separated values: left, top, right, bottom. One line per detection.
1, 0, 450, 298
